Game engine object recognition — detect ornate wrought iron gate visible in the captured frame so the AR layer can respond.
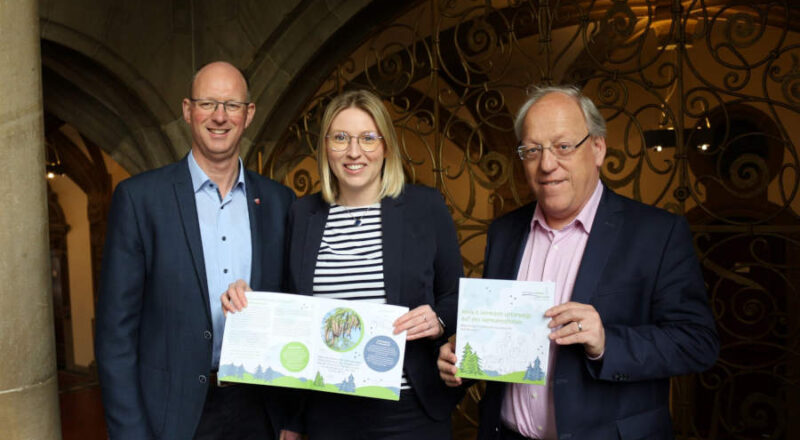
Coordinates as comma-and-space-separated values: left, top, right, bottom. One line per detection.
257, 1, 800, 438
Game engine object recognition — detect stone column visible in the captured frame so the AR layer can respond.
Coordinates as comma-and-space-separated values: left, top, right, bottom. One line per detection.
0, 0, 63, 438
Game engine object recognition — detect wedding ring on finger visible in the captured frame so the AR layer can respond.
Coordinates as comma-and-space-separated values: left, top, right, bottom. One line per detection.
577, 321, 583, 332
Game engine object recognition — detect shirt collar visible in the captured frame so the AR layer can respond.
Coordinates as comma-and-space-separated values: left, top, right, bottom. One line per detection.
187, 150, 246, 194
531, 180, 604, 234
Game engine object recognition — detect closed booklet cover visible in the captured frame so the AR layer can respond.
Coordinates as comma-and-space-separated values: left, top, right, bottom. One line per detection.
455, 278, 554, 384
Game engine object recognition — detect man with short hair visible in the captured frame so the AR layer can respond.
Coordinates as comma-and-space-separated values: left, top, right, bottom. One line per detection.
438, 85, 718, 439
96, 61, 295, 439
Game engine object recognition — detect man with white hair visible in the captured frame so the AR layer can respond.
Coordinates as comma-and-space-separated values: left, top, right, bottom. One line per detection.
438, 85, 718, 439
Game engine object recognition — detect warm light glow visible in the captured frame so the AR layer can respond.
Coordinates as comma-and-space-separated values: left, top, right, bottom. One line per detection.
658, 43, 694, 51
46, 172, 56, 179
698, 143, 710, 151
653, 145, 663, 152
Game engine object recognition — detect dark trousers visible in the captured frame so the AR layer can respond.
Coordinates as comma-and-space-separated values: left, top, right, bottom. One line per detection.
305, 388, 450, 440
193, 384, 274, 440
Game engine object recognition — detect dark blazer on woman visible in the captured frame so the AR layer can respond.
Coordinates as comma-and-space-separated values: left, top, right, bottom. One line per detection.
286, 184, 465, 421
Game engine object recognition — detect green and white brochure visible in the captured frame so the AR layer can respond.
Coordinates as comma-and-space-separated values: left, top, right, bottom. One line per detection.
219, 291, 408, 400
455, 278, 555, 384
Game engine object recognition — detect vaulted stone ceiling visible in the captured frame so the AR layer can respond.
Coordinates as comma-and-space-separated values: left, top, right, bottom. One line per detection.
39, 0, 799, 174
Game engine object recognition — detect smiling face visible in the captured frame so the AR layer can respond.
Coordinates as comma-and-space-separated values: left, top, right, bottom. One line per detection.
520, 92, 606, 229
326, 107, 386, 206
182, 62, 255, 165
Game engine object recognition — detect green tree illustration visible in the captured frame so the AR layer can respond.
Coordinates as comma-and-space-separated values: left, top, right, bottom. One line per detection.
459, 342, 485, 376
323, 308, 361, 349
313, 371, 325, 387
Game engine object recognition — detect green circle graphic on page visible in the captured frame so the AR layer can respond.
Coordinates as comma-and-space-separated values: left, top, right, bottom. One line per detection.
280, 342, 310, 372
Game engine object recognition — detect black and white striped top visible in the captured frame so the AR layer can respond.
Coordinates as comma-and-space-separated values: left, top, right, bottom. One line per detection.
313, 204, 385, 302
313, 203, 410, 390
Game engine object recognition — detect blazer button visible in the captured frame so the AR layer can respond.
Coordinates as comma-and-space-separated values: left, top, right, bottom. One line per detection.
199, 375, 207, 384
203, 330, 212, 340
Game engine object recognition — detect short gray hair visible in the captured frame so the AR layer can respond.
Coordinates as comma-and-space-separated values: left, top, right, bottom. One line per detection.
514, 85, 606, 140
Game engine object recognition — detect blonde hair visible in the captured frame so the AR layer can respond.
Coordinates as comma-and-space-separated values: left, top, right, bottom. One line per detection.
317, 89, 405, 204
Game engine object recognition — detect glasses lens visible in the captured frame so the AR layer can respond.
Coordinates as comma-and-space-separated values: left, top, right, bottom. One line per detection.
224, 102, 244, 113
328, 132, 348, 151
554, 144, 573, 156
332, 132, 349, 144
196, 100, 217, 111
518, 146, 537, 160
359, 133, 381, 151
360, 134, 378, 145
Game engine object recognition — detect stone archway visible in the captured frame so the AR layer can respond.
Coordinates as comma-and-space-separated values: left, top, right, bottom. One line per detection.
41, 40, 178, 175
243, 0, 419, 166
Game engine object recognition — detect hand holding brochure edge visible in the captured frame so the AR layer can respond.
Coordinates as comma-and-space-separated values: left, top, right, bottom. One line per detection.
437, 339, 462, 387
392, 304, 444, 341
221, 279, 250, 315
545, 301, 606, 359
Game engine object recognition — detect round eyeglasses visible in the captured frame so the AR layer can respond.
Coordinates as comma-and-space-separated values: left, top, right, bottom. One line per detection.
517, 133, 591, 161
326, 131, 384, 152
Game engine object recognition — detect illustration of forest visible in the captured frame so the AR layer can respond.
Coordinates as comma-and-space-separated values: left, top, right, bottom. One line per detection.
322, 307, 362, 351
459, 343, 485, 376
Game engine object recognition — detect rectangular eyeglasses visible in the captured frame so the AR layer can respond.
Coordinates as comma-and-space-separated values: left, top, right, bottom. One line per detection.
517, 133, 591, 161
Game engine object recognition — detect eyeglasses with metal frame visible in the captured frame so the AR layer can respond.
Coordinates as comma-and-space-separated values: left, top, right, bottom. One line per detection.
517, 133, 592, 161
326, 131, 384, 152
190, 98, 250, 114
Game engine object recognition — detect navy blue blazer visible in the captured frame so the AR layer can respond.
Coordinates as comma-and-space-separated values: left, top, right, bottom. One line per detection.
95, 156, 295, 440
286, 184, 465, 421
477, 186, 718, 440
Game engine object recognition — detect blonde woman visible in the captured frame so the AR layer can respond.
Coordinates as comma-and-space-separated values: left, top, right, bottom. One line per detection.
223, 90, 463, 438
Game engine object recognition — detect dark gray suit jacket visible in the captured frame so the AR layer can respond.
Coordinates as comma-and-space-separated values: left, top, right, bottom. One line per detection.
478, 186, 718, 440
95, 156, 295, 440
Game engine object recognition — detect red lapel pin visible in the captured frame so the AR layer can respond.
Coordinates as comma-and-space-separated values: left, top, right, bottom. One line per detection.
254, 198, 261, 205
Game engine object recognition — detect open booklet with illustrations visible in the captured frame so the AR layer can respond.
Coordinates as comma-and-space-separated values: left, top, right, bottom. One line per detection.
219, 291, 408, 401
455, 278, 555, 384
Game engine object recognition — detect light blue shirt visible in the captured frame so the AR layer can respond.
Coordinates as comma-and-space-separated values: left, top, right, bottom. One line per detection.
188, 151, 252, 369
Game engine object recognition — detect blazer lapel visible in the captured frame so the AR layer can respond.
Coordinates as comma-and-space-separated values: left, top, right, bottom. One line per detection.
245, 172, 263, 289
508, 208, 533, 280
381, 194, 404, 306
300, 196, 327, 295
173, 159, 212, 324
571, 187, 623, 303
489, 203, 533, 280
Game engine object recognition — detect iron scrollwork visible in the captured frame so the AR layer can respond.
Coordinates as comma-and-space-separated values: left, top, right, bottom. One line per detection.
258, 1, 800, 438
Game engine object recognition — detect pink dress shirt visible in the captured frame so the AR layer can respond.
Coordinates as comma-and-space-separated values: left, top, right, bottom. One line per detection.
500, 181, 604, 439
